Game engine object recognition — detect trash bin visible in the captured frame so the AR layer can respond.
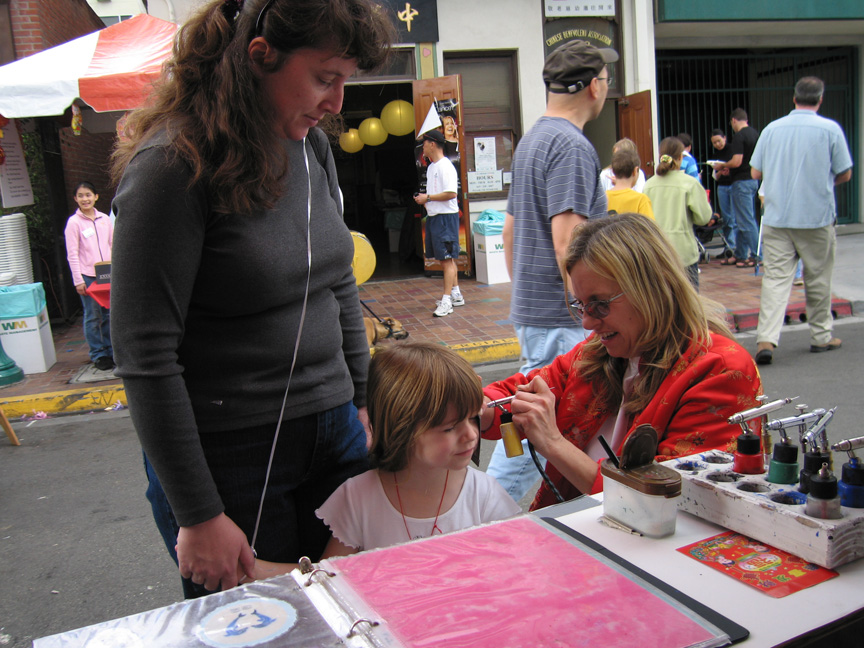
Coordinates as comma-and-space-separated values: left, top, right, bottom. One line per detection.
472, 210, 509, 284
0, 282, 56, 373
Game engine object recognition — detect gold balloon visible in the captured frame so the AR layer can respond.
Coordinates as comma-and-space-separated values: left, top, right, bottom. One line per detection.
358, 117, 388, 146
339, 128, 364, 153
351, 231, 376, 285
380, 99, 415, 136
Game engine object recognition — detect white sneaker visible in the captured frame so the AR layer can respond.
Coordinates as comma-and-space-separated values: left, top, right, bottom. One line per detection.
451, 292, 465, 307
434, 298, 453, 317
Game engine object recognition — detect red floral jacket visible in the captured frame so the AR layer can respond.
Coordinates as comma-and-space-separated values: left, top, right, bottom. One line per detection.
483, 332, 762, 510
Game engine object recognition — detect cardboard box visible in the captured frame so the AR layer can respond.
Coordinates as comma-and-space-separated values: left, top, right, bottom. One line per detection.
94, 261, 111, 284
473, 233, 510, 284
0, 305, 56, 373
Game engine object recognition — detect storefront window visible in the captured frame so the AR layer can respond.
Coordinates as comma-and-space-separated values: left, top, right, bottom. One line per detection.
352, 47, 417, 83
444, 52, 520, 199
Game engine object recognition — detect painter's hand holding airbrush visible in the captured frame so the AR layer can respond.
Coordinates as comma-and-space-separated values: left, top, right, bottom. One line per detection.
482, 378, 561, 454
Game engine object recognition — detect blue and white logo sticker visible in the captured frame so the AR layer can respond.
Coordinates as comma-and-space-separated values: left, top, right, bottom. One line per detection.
197, 597, 298, 647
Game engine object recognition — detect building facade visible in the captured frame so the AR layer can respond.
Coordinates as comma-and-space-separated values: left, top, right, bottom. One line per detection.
64, 1, 864, 277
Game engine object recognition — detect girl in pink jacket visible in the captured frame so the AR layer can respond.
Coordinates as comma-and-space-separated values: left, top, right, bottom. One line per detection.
64, 181, 114, 371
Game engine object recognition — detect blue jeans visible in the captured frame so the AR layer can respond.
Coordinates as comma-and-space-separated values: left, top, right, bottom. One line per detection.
716, 184, 735, 252
81, 275, 112, 361
143, 401, 369, 598
487, 324, 587, 502
730, 179, 760, 261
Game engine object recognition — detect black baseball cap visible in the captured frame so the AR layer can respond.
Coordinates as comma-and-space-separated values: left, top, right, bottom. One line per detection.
543, 40, 619, 94
420, 129, 446, 146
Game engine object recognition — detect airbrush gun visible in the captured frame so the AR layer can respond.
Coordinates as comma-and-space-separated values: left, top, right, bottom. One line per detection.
762, 405, 825, 485
727, 397, 796, 474
768, 405, 834, 494
832, 435, 864, 508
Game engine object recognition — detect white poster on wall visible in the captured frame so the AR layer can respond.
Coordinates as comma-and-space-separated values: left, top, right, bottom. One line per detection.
0, 120, 34, 209
468, 170, 503, 193
474, 136, 497, 172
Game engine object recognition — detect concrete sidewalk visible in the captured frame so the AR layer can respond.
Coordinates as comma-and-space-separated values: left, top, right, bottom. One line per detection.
1, 226, 861, 420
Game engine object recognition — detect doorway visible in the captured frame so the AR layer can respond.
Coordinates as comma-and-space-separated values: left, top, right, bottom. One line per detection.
337, 83, 424, 280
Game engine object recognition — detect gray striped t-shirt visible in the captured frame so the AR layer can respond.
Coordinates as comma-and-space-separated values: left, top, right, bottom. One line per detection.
507, 116, 607, 327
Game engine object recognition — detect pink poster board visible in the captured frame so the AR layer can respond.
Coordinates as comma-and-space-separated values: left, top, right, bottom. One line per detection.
330, 516, 723, 648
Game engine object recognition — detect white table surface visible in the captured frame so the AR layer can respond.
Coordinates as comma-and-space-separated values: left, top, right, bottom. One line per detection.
549, 495, 864, 647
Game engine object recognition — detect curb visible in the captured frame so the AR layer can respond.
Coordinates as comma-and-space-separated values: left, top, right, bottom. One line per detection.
449, 337, 521, 366
1, 384, 126, 420
1, 296, 854, 420
2, 338, 524, 420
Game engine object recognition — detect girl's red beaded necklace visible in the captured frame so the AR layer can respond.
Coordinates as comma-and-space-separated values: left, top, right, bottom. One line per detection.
393, 469, 449, 542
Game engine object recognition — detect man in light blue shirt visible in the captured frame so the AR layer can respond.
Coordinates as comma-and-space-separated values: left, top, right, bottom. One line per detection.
750, 76, 853, 365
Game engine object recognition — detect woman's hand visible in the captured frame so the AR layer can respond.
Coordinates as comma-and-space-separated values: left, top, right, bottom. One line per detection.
75, 283, 87, 296
511, 377, 604, 495
509, 377, 562, 455
177, 513, 256, 592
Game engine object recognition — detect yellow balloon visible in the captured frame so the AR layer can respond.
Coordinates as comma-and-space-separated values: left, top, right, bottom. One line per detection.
358, 117, 388, 146
351, 231, 376, 285
380, 99, 415, 136
339, 128, 364, 154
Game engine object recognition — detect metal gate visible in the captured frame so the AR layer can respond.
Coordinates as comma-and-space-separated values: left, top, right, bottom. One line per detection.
656, 48, 858, 224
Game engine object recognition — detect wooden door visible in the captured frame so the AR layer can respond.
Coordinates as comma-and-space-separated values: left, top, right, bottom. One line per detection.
412, 76, 472, 276
617, 90, 654, 178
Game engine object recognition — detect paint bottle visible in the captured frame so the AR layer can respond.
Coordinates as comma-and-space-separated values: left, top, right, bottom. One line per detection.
799, 449, 831, 494
838, 457, 864, 508
766, 438, 799, 484
732, 430, 764, 474
499, 412, 524, 458
805, 463, 843, 519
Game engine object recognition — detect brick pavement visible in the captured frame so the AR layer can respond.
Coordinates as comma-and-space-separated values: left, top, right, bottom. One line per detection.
0, 257, 852, 415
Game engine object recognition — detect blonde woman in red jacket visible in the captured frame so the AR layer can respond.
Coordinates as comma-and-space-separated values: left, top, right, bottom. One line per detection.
481, 214, 761, 509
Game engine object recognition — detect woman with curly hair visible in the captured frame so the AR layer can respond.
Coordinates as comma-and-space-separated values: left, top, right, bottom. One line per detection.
110, 0, 393, 596
481, 214, 761, 509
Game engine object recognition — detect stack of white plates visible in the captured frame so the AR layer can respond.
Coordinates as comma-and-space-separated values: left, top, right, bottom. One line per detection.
0, 213, 34, 285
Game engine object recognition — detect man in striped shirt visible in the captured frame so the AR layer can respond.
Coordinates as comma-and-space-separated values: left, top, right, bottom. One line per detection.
489, 40, 617, 501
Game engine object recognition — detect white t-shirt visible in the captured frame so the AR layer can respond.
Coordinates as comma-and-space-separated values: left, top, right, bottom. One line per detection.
316, 466, 521, 551
425, 156, 459, 215
600, 166, 647, 193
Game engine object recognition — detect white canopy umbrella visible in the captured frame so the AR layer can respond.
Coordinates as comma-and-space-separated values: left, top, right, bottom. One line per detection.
0, 14, 176, 118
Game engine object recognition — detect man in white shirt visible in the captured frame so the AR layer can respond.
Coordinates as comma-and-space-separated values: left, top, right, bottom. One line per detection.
415, 129, 464, 317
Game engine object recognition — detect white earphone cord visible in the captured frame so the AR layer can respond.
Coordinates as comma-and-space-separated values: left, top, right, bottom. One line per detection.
249, 137, 313, 554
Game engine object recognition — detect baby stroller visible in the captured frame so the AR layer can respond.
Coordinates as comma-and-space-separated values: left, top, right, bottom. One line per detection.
694, 213, 733, 264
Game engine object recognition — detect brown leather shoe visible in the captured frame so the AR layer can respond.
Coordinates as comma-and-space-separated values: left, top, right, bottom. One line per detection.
810, 338, 842, 353
755, 342, 775, 365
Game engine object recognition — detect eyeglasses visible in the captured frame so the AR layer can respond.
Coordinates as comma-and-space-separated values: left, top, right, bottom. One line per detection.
255, 0, 276, 35
568, 292, 624, 320
596, 76, 613, 85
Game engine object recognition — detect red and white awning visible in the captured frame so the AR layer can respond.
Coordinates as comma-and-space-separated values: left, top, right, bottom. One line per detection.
0, 14, 176, 118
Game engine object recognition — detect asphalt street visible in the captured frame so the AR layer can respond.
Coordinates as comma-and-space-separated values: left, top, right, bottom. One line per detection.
2, 315, 863, 647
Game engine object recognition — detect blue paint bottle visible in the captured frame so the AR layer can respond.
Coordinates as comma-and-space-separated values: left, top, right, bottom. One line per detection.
838, 457, 864, 508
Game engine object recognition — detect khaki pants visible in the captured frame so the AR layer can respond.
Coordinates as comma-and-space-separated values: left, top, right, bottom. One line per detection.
756, 224, 836, 347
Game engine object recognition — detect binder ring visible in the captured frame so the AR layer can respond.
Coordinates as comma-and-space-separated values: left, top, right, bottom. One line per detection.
303, 568, 336, 587
298, 556, 314, 574
348, 618, 380, 637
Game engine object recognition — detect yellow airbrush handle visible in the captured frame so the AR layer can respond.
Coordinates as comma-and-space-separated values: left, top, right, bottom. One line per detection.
499, 413, 524, 458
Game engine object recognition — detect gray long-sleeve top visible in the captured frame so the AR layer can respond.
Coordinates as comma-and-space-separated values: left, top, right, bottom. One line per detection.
111, 128, 369, 526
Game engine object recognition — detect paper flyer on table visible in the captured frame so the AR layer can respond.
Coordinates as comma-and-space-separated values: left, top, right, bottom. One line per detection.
677, 531, 838, 598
